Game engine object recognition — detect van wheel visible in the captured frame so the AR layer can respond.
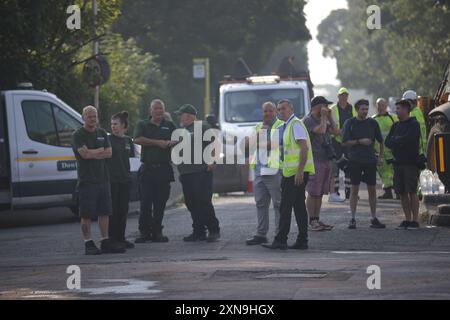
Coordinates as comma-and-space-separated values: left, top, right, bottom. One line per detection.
427, 119, 450, 171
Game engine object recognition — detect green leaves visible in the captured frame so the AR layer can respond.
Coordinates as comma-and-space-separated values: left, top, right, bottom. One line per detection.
317, 0, 450, 98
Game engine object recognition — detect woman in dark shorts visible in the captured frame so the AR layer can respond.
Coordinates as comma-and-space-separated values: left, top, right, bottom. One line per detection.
108, 111, 136, 248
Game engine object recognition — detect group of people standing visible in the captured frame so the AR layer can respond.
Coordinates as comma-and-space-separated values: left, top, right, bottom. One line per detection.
72, 100, 220, 255
71, 87, 426, 255
247, 88, 426, 250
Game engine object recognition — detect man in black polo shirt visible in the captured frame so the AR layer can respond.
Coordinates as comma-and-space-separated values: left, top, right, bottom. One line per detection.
72, 106, 125, 255
134, 99, 177, 243
174, 104, 221, 242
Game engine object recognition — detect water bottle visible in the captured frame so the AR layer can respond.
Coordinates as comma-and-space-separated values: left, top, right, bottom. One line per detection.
420, 170, 432, 195
426, 171, 434, 195
432, 173, 440, 194
439, 181, 446, 194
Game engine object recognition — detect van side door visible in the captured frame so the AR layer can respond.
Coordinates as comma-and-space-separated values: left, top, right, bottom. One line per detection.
11, 93, 82, 208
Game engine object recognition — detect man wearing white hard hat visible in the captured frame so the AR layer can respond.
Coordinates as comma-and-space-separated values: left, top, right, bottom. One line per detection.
402, 90, 427, 155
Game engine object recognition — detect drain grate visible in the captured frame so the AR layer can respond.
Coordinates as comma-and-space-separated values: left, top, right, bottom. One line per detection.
256, 272, 327, 279
212, 269, 332, 281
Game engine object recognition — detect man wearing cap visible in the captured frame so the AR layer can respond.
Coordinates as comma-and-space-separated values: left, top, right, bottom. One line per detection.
372, 98, 398, 199
342, 99, 386, 229
385, 99, 421, 230
174, 104, 221, 242
303, 96, 340, 231
134, 99, 177, 244
246, 102, 284, 245
263, 99, 315, 250
402, 90, 427, 156
329, 87, 356, 202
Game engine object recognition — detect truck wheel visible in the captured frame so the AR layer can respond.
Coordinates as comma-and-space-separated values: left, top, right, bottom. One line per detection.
427, 119, 450, 171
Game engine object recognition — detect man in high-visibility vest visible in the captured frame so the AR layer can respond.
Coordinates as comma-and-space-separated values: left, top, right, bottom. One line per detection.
372, 98, 398, 199
329, 87, 356, 202
246, 102, 284, 245
402, 90, 427, 155
263, 99, 315, 250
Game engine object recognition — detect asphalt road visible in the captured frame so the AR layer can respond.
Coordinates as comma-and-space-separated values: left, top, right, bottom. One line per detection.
1, 191, 450, 300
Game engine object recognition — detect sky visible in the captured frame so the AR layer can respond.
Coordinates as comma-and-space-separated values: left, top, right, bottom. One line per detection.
304, 0, 348, 86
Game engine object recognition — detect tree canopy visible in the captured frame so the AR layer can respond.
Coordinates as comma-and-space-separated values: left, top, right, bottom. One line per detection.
317, 0, 450, 99
115, 0, 311, 115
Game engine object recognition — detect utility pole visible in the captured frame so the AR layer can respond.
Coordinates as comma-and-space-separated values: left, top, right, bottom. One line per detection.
93, 0, 99, 111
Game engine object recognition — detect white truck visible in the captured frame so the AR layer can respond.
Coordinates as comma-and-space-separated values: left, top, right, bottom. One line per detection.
0, 87, 140, 213
211, 75, 312, 193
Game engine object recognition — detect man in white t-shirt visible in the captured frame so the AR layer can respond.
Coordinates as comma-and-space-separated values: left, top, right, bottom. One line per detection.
263, 99, 312, 250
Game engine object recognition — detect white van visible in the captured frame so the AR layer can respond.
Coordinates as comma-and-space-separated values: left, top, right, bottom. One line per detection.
212, 75, 312, 193
0, 88, 140, 213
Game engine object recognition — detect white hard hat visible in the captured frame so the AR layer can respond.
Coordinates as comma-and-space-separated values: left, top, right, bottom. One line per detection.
402, 90, 417, 101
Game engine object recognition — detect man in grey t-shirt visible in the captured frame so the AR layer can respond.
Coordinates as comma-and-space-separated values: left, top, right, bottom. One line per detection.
342, 99, 385, 230
303, 97, 339, 231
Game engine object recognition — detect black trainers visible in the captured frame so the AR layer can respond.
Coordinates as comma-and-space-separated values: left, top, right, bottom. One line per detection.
246, 235, 268, 245
289, 241, 308, 250
101, 239, 126, 254
152, 233, 169, 243
85, 240, 101, 255
348, 219, 357, 229
121, 240, 135, 249
183, 233, 207, 242
262, 240, 287, 250
135, 234, 152, 244
370, 218, 386, 229
395, 220, 410, 230
206, 231, 221, 243
407, 221, 420, 230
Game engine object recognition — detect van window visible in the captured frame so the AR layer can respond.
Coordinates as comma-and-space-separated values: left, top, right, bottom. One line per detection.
53, 106, 82, 147
224, 89, 305, 123
22, 101, 81, 147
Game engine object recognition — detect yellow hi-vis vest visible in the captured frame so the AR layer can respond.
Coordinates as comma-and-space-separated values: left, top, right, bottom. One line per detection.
410, 106, 427, 155
282, 117, 315, 178
250, 119, 284, 170
330, 104, 357, 143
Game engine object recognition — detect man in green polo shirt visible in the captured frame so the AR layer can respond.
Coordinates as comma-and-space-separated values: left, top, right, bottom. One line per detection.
134, 99, 177, 244
72, 106, 125, 255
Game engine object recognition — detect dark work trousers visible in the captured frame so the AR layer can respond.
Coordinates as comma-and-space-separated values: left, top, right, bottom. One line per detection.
109, 181, 131, 242
138, 164, 172, 237
275, 173, 309, 244
180, 171, 220, 235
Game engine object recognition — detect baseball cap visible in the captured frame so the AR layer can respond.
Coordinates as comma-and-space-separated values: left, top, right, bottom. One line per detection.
311, 96, 333, 108
355, 99, 370, 109
175, 104, 198, 115
395, 99, 412, 111
338, 87, 350, 95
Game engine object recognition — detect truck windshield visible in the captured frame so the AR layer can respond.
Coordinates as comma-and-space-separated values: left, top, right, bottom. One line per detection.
224, 89, 305, 123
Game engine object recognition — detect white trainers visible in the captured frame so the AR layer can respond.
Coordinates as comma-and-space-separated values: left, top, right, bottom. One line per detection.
328, 192, 345, 203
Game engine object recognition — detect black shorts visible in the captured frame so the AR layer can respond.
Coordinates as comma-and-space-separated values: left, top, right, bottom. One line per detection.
348, 161, 377, 186
78, 182, 112, 219
394, 165, 419, 194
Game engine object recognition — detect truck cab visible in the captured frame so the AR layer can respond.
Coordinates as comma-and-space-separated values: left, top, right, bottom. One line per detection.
0, 88, 140, 212
212, 75, 312, 193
